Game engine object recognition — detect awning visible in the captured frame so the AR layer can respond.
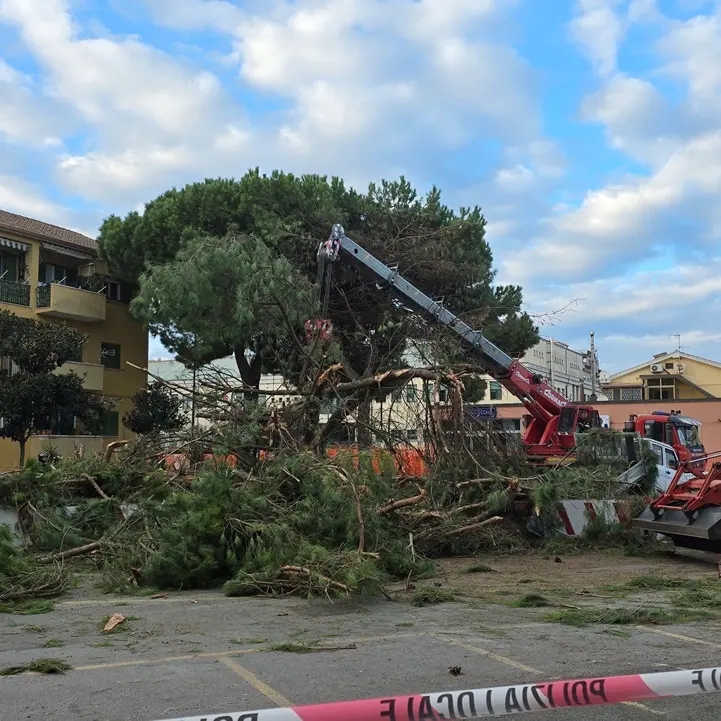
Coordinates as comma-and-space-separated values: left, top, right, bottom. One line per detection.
41, 241, 93, 260
0, 237, 29, 252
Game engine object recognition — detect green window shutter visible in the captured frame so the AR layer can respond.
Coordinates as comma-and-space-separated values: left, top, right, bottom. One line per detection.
106, 411, 119, 437
2, 253, 18, 281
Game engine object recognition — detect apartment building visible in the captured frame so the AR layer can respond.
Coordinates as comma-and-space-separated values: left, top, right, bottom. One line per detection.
0, 209, 148, 470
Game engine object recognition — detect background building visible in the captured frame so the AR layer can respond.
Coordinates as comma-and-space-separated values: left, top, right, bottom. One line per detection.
479, 336, 604, 406
603, 351, 720, 401
0, 209, 148, 470
149, 334, 602, 447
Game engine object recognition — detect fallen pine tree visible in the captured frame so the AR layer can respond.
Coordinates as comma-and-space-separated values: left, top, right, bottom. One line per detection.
0, 424, 660, 600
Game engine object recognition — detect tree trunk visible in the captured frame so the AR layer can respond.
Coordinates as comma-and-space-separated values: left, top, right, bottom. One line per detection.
18, 438, 26, 467
356, 391, 372, 447
316, 395, 362, 449
233, 346, 263, 402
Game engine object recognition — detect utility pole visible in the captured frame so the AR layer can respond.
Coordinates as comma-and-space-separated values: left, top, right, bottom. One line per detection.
590, 331, 597, 403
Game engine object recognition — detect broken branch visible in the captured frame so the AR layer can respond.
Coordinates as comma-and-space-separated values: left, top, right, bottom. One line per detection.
377, 489, 427, 515
38, 541, 103, 565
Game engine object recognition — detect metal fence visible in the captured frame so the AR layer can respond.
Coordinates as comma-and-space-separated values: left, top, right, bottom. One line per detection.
36, 284, 51, 307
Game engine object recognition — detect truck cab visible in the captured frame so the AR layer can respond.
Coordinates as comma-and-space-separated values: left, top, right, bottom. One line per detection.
627, 411, 705, 471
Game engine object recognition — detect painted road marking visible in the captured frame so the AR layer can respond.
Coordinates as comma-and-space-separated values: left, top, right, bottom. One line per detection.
59, 595, 235, 607
431, 633, 543, 675
433, 633, 667, 716
218, 656, 292, 707
619, 701, 668, 716
641, 627, 721, 649
74, 648, 259, 671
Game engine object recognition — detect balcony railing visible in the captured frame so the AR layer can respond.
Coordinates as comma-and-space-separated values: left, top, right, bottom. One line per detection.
0, 279, 30, 306
36, 284, 50, 307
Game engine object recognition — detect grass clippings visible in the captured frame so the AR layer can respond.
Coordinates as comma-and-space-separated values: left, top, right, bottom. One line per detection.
510, 594, 553, 608
267, 640, 357, 654
462, 564, 495, 574
43, 639, 64, 648
542, 606, 713, 627
0, 599, 54, 615
0, 658, 72, 676
411, 586, 456, 607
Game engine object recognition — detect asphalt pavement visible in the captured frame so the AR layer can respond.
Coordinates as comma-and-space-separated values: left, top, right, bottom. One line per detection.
2, 586, 721, 720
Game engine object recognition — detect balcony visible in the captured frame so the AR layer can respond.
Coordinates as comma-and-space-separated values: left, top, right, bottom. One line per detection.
54, 361, 104, 392
0, 279, 30, 306
36, 283, 106, 322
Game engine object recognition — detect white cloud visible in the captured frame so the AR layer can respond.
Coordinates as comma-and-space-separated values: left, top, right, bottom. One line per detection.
580, 73, 677, 163
0, 175, 72, 224
568, 0, 626, 76
0, 58, 63, 147
0, 0, 224, 136
0, 0, 544, 205
657, 9, 721, 110
502, 2, 721, 290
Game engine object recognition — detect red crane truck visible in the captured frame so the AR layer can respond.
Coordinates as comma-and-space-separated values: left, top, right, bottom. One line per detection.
315, 224, 706, 467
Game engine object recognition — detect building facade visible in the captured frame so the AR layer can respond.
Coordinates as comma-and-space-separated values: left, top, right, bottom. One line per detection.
149, 335, 599, 448
0, 209, 148, 470
148, 356, 430, 445
602, 351, 721, 401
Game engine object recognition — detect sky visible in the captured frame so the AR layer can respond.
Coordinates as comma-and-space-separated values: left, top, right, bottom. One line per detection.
1, 0, 721, 373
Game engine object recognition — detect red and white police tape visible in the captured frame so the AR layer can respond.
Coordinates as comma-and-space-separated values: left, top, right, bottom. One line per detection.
156, 665, 721, 721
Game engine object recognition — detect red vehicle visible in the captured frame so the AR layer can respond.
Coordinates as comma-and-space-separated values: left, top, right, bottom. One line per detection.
626, 411, 705, 469
316, 225, 706, 466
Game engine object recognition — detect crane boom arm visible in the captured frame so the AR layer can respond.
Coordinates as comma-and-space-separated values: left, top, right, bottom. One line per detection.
321, 225, 570, 425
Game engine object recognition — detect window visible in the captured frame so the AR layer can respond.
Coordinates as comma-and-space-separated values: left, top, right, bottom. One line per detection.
664, 362, 674, 370
438, 386, 448, 402
106, 281, 121, 302
0, 251, 19, 282
405, 385, 420, 402
406, 429, 418, 442
617, 387, 642, 401
645, 377, 675, 400
89, 411, 119, 437
649, 443, 663, 465
489, 381, 502, 400
39, 262, 78, 286
664, 448, 678, 469
100, 342, 121, 369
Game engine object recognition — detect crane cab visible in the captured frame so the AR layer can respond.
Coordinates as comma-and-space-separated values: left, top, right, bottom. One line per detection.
557, 405, 602, 435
